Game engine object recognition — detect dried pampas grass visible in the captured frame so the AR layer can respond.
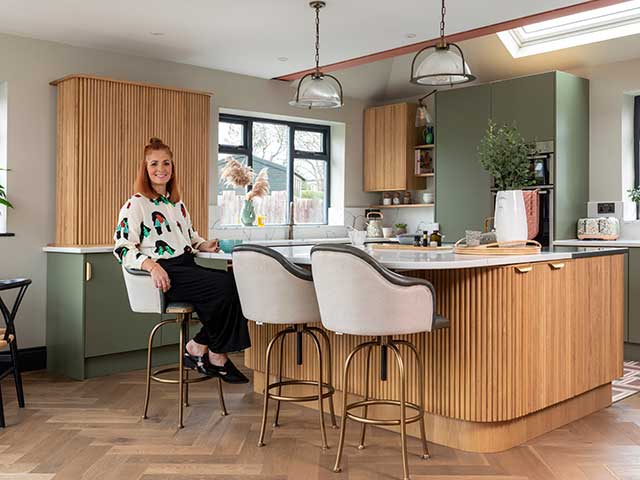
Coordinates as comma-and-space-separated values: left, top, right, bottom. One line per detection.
220, 158, 253, 188
247, 168, 270, 201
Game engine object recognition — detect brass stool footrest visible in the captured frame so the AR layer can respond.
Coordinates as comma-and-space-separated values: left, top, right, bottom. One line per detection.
151, 366, 215, 385
345, 399, 424, 426
266, 379, 335, 403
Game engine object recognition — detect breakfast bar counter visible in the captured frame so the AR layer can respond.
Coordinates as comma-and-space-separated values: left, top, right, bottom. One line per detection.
202, 245, 626, 453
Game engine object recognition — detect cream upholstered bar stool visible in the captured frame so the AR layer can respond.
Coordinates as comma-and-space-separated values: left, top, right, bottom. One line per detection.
310, 244, 449, 480
232, 244, 337, 449
122, 267, 227, 429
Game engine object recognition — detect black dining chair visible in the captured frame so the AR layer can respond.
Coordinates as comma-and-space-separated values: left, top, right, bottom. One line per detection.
0, 278, 30, 427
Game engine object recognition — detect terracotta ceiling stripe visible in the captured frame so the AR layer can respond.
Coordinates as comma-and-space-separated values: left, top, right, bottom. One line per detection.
275, 0, 629, 81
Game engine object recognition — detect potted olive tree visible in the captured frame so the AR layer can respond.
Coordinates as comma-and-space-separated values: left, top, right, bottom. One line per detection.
0, 168, 12, 210
478, 121, 533, 242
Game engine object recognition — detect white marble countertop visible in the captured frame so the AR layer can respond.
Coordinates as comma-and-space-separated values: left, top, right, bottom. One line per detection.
198, 245, 625, 270
41, 237, 395, 254
44, 241, 626, 270
555, 239, 640, 247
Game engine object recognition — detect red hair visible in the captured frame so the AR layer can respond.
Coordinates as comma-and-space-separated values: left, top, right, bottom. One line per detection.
134, 137, 181, 202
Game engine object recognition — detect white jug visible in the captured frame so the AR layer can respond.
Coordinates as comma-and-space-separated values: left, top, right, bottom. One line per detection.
494, 190, 528, 243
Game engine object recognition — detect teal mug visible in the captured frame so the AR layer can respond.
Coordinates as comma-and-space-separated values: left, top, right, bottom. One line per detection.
218, 239, 243, 253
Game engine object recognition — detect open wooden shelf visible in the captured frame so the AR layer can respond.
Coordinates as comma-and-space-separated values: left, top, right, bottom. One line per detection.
415, 144, 435, 149
416, 173, 435, 177
370, 203, 435, 209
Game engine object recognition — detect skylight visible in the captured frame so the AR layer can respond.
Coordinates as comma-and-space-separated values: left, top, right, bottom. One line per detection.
497, 0, 640, 58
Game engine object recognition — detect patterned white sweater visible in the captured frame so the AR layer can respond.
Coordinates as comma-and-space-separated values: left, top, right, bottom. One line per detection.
113, 193, 206, 270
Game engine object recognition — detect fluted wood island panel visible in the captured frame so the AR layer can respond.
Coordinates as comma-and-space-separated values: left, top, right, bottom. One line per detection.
245, 254, 624, 452
51, 74, 211, 245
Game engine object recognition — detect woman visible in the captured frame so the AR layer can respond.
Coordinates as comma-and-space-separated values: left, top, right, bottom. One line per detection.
114, 137, 250, 384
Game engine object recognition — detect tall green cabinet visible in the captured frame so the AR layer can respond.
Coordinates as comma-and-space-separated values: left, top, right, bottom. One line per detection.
435, 71, 589, 242
46, 251, 226, 380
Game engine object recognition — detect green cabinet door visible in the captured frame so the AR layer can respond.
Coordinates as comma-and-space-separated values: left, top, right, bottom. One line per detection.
554, 72, 589, 240
435, 84, 493, 241
628, 249, 640, 344
491, 72, 556, 142
46, 253, 86, 379
84, 253, 161, 357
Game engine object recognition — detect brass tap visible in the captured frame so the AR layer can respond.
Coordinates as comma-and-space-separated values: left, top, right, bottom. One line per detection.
288, 201, 294, 240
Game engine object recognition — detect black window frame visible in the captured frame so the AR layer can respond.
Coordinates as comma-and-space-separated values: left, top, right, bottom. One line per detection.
218, 113, 331, 225
634, 96, 640, 218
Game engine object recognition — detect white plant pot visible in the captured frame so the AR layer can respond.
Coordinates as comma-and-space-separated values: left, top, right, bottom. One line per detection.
494, 190, 528, 243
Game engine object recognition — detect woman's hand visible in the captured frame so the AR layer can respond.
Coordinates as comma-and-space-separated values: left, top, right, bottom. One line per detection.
150, 263, 171, 292
197, 239, 220, 253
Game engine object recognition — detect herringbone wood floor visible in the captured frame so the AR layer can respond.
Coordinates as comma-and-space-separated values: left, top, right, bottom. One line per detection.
1, 356, 639, 480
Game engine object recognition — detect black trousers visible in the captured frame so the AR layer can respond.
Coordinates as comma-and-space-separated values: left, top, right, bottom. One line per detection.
159, 254, 251, 353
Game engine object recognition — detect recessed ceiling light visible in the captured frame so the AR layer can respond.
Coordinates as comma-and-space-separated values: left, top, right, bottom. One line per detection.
150, 32, 165, 36
406, 33, 417, 38
277, 57, 289, 62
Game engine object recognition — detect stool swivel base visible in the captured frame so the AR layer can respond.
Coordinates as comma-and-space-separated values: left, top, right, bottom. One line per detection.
257, 323, 337, 449
142, 305, 227, 429
333, 336, 430, 480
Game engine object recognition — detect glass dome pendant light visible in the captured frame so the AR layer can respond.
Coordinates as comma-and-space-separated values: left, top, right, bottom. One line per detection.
410, 0, 476, 86
289, 1, 344, 109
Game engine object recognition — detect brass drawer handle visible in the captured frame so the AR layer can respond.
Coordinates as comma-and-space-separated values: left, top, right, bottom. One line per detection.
515, 266, 532, 273
550, 262, 565, 270
85, 262, 92, 282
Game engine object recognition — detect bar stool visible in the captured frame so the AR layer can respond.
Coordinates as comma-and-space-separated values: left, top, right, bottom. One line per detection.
0, 278, 30, 427
232, 244, 337, 449
121, 267, 227, 428
310, 244, 449, 480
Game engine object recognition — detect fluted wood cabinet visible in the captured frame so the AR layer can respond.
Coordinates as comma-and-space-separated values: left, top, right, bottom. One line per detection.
51, 74, 211, 245
363, 102, 419, 191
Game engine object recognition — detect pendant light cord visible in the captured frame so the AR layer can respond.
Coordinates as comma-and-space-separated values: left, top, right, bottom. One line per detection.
314, 4, 321, 74
440, 0, 446, 44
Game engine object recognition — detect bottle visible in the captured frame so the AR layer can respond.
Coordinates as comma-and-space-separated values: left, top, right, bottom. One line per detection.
421, 230, 430, 247
430, 229, 442, 247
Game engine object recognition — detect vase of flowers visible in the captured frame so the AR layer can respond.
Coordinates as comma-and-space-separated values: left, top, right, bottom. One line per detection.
220, 159, 270, 226
478, 121, 533, 243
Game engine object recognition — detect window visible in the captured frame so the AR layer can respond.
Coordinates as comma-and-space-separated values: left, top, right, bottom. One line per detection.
217, 114, 330, 225
498, 0, 640, 57
0, 82, 7, 233
635, 95, 640, 218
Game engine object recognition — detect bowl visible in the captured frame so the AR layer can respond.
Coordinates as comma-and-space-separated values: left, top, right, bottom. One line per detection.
397, 233, 418, 245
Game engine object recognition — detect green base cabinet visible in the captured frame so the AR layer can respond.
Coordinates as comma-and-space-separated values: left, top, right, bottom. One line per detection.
46, 252, 227, 380
628, 249, 640, 345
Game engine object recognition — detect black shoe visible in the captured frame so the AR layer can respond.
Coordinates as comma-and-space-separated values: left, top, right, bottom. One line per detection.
183, 352, 217, 377
183, 353, 249, 384
210, 359, 250, 384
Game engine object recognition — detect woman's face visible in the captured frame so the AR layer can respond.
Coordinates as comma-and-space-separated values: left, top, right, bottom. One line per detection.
146, 149, 172, 190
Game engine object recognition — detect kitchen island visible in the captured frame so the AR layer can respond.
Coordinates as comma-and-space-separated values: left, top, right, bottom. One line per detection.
202, 245, 626, 453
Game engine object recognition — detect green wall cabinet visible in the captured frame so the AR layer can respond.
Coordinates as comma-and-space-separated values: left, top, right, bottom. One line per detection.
46, 252, 227, 379
435, 84, 493, 242
491, 72, 556, 142
434, 71, 589, 243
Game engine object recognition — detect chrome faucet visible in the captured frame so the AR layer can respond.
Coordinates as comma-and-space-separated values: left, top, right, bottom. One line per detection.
288, 201, 294, 240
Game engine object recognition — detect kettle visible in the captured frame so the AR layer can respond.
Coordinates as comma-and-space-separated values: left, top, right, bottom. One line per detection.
366, 211, 384, 238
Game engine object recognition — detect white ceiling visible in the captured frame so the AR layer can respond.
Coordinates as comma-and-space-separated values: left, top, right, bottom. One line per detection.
0, 0, 591, 79
334, 29, 640, 101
